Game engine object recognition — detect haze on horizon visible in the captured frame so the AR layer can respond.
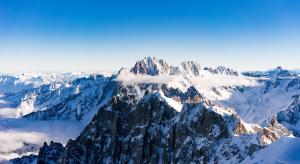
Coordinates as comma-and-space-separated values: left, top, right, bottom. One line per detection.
0, 0, 300, 72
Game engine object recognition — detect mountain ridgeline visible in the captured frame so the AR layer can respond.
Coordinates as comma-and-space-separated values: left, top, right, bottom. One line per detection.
6, 57, 300, 163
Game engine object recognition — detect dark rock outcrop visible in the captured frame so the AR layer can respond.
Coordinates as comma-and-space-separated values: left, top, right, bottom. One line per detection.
29, 79, 293, 164
278, 95, 300, 136
130, 57, 170, 75
32, 81, 274, 163
204, 66, 238, 76
11, 154, 37, 164
37, 141, 65, 164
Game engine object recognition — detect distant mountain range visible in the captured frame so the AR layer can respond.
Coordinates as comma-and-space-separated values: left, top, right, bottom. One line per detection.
1, 57, 300, 163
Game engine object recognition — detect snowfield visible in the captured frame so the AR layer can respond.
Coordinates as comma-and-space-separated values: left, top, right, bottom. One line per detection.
242, 136, 300, 163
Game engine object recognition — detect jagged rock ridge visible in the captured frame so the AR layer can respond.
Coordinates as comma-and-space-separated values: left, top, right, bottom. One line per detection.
31, 82, 291, 163
6, 57, 300, 163
130, 57, 239, 77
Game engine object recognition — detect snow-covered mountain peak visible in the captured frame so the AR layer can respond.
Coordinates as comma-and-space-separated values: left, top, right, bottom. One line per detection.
169, 61, 203, 77
2, 59, 300, 163
243, 66, 299, 79
181, 61, 201, 69
130, 56, 170, 75
266, 66, 298, 79
204, 66, 239, 76
130, 57, 241, 78
179, 61, 202, 76
0, 72, 93, 95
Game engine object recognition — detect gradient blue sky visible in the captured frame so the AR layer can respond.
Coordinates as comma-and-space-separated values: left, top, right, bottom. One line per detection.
0, 0, 299, 72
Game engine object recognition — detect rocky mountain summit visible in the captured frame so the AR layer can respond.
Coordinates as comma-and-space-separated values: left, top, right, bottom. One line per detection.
130, 57, 238, 77
3, 57, 300, 163
31, 82, 291, 163
23, 75, 112, 121
130, 57, 170, 75
204, 66, 239, 76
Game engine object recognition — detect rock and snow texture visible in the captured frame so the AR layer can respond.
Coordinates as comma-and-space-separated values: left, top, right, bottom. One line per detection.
130, 57, 238, 77
0, 72, 92, 94
0, 57, 300, 163
242, 136, 300, 163
29, 83, 292, 163
170, 61, 204, 77
0, 73, 112, 162
277, 95, 300, 136
0, 75, 110, 120
130, 57, 170, 75
204, 66, 239, 76
24, 75, 112, 122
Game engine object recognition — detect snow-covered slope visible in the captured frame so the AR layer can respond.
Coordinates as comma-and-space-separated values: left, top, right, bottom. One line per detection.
0, 74, 110, 120
242, 136, 300, 163
221, 68, 300, 129
1, 57, 300, 163
28, 71, 292, 163
0, 73, 112, 162
214, 77, 299, 125
130, 57, 239, 77
0, 73, 90, 118
0, 72, 92, 94
23, 74, 112, 122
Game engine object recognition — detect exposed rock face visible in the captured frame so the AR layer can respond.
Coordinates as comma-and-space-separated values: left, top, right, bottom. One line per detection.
130, 57, 240, 78
170, 61, 202, 77
10, 59, 298, 163
235, 120, 251, 135
0, 74, 99, 118
162, 85, 205, 104
130, 57, 170, 75
34, 94, 228, 163
234, 117, 292, 145
204, 66, 238, 76
23, 75, 114, 121
31, 81, 292, 163
270, 66, 298, 78
278, 95, 300, 136
10, 154, 37, 164
259, 117, 292, 145
37, 141, 65, 164
286, 78, 300, 91
181, 61, 202, 76
243, 67, 299, 79
169, 65, 181, 76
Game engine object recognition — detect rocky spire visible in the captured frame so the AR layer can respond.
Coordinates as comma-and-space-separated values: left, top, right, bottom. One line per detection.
130, 57, 170, 75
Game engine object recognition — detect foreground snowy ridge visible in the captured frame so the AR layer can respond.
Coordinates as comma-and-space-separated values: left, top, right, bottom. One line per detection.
0, 57, 299, 163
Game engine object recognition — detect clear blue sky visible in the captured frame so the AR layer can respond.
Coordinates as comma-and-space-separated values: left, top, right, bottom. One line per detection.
0, 0, 299, 72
